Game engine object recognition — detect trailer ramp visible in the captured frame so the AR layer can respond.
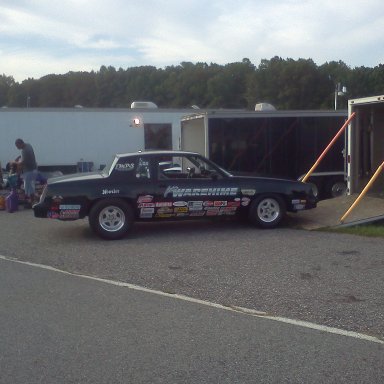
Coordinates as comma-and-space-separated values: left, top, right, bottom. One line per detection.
289, 194, 384, 230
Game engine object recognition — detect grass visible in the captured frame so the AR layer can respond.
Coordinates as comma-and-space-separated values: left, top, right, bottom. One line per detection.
326, 223, 384, 238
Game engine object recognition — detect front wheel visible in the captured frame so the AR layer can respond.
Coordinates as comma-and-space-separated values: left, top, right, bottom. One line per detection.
89, 199, 134, 240
248, 194, 286, 229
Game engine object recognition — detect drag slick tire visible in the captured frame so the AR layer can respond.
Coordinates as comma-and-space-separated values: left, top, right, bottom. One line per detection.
89, 198, 134, 240
248, 194, 286, 229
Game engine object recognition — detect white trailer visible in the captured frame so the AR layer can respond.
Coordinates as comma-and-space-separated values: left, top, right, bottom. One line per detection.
347, 95, 384, 194
0, 106, 194, 173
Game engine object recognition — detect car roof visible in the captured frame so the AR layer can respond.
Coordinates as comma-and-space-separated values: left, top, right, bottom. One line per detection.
115, 150, 200, 158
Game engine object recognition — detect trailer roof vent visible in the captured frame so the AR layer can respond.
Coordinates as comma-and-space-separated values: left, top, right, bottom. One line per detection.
131, 101, 158, 109
255, 102, 276, 111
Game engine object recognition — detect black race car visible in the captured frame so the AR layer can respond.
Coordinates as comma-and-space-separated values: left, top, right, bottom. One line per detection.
33, 150, 317, 240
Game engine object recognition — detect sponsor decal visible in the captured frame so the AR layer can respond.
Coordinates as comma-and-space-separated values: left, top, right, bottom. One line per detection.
115, 163, 135, 171
241, 189, 256, 196
139, 159, 149, 166
214, 201, 227, 207
292, 199, 307, 204
138, 203, 155, 208
102, 188, 120, 195
137, 195, 153, 203
189, 211, 205, 217
203, 201, 214, 207
59, 204, 81, 210
141, 207, 155, 214
156, 201, 173, 207
188, 201, 203, 210
227, 201, 241, 207
175, 213, 189, 217
59, 210, 80, 219
292, 200, 307, 210
155, 213, 175, 218
164, 186, 238, 198
157, 207, 173, 214
173, 201, 188, 207
174, 207, 188, 213
241, 197, 251, 206
140, 207, 154, 218
205, 207, 220, 216
219, 207, 237, 216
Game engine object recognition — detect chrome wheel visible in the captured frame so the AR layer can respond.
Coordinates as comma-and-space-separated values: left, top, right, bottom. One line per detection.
257, 198, 281, 223
99, 205, 126, 232
89, 199, 134, 240
248, 194, 286, 229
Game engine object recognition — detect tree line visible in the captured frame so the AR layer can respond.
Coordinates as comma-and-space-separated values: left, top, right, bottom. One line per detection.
1, 57, 383, 110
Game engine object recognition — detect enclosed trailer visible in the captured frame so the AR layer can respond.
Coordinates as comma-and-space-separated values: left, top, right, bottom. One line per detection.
0, 106, 194, 174
347, 95, 384, 194
181, 110, 348, 199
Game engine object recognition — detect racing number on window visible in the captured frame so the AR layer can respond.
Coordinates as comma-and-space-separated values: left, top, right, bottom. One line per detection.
136, 158, 150, 179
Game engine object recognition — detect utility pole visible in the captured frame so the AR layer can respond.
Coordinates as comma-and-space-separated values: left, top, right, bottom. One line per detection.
334, 83, 347, 110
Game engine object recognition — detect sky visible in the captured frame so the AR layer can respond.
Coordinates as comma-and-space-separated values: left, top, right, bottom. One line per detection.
0, 0, 383, 82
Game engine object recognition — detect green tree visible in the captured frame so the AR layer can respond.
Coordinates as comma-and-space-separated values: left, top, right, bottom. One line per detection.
207, 59, 254, 108
248, 57, 330, 110
0, 74, 15, 107
2, 59, 383, 109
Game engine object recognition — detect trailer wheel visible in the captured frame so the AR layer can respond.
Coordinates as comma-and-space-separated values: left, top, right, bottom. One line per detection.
89, 199, 134, 240
248, 194, 286, 229
328, 180, 347, 198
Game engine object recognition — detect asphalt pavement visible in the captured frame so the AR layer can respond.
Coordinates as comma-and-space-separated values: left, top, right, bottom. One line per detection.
1, 257, 383, 384
0, 207, 384, 383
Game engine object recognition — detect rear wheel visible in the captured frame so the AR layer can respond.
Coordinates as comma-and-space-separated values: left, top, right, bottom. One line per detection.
248, 194, 286, 229
89, 199, 134, 240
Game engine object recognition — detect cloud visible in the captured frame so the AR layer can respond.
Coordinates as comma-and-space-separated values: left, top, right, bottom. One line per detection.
0, 0, 383, 81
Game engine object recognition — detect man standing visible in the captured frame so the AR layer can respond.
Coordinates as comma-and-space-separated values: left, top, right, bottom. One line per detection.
15, 138, 38, 207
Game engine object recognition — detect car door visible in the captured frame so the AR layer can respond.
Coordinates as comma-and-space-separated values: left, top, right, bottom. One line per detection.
152, 154, 242, 219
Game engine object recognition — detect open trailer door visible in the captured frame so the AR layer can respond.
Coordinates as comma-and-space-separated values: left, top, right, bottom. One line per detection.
347, 95, 384, 195
180, 114, 208, 156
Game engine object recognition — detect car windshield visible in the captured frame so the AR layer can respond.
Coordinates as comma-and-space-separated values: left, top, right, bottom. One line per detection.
104, 155, 120, 176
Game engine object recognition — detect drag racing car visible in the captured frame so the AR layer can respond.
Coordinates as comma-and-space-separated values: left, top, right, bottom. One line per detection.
33, 150, 317, 240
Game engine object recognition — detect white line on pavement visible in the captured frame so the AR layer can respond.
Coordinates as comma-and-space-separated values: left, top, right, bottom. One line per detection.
1, 254, 383, 345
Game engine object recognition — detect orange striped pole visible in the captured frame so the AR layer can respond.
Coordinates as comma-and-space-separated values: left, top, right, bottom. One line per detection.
302, 112, 356, 183
340, 161, 384, 223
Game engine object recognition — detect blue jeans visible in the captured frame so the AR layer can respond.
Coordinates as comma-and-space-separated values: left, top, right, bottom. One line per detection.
22, 169, 38, 197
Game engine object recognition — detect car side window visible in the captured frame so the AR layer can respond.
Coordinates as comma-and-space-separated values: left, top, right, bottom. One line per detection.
156, 155, 217, 180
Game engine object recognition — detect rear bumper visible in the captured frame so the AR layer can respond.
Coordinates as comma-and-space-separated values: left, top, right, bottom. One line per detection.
33, 202, 51, 218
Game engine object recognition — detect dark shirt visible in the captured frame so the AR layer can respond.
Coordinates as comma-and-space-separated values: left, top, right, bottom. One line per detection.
22, 143, 37, 172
